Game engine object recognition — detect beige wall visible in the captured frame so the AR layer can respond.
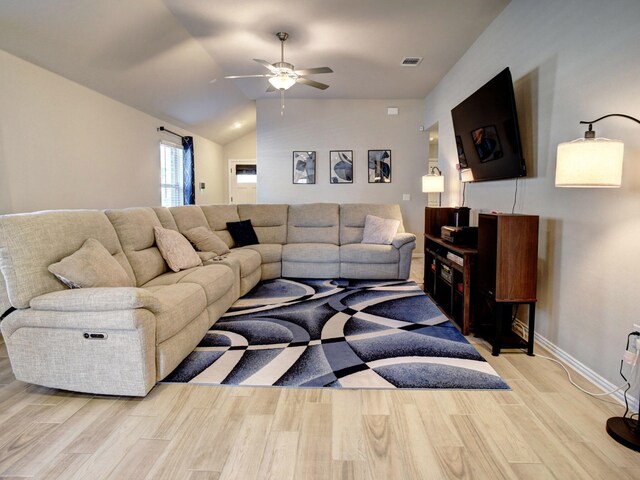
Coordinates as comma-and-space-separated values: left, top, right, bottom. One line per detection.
0, 49, 225, 214
423, 0, 640, 387
256, 98, 428, 249
221, 130, 257, 202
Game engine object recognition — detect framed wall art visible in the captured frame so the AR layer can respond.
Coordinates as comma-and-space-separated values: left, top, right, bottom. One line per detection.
368, 149, 391, 183
292, 151, 316, 184
330, 150, 353, 184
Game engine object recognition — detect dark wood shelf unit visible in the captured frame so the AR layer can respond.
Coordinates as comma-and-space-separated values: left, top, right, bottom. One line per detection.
423, 233, 477, 335
475, 213, 539, 356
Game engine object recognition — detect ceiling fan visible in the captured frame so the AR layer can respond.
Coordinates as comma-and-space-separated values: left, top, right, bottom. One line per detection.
225, 32, 333, 92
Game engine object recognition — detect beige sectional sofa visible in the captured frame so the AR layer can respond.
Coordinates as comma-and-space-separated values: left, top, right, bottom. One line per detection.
0, 203, 415, 396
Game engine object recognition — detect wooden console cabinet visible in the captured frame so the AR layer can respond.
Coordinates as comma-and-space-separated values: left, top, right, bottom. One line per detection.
423, 234, 477, 335
476, 213, 539, 355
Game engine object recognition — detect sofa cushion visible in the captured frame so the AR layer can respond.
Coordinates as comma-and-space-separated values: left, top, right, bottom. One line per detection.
287, 203, 339, 244
48, 238, 135, 289
154, 227, 202, 273
340, 204, 406, 245
282, 243, 340, 278
168, 205, 209, 233
106, 207, 167, 286
200, 205, 240, 248
240, 243, 282, 264
142, 283, 207, 343
143, 264, 234, 305
226, 220, 259, 247
340, 243, 400, 263
282, 243, 340, 263
184, 227, 231, 256
361, 215, 400, 245
224, 249, 262, 276
152, 207, 179, 231
238, 204, 288, 244
0, 210, 136, 309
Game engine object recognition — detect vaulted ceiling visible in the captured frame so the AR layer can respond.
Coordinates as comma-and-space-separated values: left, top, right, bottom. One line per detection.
0, 0, 509, 145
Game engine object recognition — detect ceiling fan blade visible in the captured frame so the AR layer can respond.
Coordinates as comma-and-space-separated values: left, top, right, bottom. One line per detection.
266, 84, 276, 93
294, 67, 333, 76
253, 59, 278, 73
296, 77, 330, 90
224, 74, 272, 79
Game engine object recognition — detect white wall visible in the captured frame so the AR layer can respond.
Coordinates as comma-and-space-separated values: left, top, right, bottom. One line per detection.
256, 98, 429, 247
0, 49, 226, 214
423, 0, 640, 385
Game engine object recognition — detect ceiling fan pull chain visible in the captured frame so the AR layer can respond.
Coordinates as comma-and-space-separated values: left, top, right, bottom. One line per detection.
281, 90, 285, 116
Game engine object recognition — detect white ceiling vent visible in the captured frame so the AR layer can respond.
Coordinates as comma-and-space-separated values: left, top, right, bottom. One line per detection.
401, 57, 423, 66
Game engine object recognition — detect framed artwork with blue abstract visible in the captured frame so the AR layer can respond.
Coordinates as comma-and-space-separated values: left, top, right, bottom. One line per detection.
368, 149, 391, 183
330, 150, 353, 184
292, 151, 316, 184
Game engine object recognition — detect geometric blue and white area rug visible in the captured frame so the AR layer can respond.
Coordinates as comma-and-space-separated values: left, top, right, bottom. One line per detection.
163, 279, 509, 390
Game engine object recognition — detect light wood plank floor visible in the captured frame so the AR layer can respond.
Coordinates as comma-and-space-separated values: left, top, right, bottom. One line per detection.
0, 258, 639, 479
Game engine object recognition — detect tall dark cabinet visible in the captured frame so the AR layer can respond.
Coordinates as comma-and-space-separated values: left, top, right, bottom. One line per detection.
476, 213, 539, 355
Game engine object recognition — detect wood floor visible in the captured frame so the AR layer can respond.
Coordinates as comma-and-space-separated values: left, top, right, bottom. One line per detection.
0, 258, 639, 479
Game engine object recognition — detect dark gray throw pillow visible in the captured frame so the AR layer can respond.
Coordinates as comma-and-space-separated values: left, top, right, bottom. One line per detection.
226, 219, 259, 247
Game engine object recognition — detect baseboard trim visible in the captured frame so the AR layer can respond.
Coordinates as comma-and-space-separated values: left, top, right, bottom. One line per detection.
513, 319, 635, 408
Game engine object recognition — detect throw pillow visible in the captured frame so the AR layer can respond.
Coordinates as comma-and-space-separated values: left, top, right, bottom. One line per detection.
183, 226, 231, 255
361, 215, 400, 245
48, 238, 134, 289
154, 226, 203, 272
226, 219, 259, 247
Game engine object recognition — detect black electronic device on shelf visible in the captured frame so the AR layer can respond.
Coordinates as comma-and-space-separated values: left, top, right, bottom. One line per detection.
441, 226, 478, 247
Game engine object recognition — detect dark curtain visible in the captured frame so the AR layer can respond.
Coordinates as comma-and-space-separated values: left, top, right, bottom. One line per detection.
182, 136, 195, 205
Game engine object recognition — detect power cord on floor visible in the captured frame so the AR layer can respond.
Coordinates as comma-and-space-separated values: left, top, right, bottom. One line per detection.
510, 307, 635, 406
533, 332, 640, 408
536, 354, 630, 404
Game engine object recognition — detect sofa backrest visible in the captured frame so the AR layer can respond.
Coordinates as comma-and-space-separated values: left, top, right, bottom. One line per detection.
340, 203, 405, 245
105, 207, 167, 286
199, 205, 240, 248
238, 204, 288, 244
287, 203, 340, 245
168, 205, 210, 234
0, 210, 135, 309
152, 207, 179, 231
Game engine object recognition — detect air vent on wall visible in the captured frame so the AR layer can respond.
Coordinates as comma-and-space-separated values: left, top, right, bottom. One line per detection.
401, 57, 423, 66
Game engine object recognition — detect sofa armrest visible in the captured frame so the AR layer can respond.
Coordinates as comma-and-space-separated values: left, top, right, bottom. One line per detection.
29, 287, 158, 312
392, 233, 416, 249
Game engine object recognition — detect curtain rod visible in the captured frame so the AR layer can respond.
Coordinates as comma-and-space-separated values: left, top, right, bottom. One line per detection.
157, 126, 185, 139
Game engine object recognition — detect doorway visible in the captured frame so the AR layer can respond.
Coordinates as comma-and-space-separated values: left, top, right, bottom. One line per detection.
228, 160, 257, 204
427, 123, 440, 207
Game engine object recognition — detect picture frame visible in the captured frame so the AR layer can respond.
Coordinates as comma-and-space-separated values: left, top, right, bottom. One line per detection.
292, 151, 316, 184
471, 125, 503, 163
329, 150, 353, 184
368, 150, 391, 183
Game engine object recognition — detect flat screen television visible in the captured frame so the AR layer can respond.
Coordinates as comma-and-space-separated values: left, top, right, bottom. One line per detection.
451, 67, 526, 182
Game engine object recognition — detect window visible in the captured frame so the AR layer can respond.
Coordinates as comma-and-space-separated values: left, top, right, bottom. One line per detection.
236, 164, 257, 184
160, 142, 184, 207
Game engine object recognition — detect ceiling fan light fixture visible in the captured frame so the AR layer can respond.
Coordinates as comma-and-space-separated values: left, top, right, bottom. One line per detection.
268, 73, 296, 90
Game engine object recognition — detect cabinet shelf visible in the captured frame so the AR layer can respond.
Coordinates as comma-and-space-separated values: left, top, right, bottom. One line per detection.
424, 233, 477, 335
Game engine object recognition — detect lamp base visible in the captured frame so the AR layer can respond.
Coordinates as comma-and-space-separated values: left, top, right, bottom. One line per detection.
606, 416, 640, 452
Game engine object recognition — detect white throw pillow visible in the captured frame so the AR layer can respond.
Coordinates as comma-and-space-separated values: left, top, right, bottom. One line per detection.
154, 227, 203, 272
361, 215, 400, 245
48, 238, 134, 288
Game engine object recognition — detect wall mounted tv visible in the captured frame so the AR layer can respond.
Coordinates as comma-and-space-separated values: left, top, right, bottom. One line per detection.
451, 67, 526, 182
